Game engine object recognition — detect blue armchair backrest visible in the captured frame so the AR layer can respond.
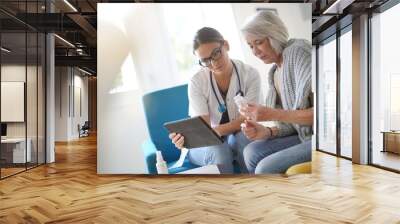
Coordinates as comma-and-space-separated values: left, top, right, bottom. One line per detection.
142, 84, 189, 162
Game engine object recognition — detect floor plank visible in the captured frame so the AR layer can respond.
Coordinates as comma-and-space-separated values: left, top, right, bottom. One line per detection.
1, 135, 400, 223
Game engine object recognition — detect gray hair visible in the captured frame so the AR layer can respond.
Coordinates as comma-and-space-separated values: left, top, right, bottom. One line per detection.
241, 10, 289, 54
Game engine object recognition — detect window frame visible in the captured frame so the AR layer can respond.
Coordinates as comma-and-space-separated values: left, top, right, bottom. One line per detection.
368, 0, 400, 173
315, 22, 353, 161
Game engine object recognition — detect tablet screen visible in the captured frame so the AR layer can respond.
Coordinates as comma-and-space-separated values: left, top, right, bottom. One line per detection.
164, 116, 224, 149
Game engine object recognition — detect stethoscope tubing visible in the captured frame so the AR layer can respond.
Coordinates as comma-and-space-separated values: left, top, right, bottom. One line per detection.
209, 60, 243, 113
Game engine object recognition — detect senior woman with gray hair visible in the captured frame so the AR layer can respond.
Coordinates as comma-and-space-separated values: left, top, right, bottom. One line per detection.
239, 10, 313, 174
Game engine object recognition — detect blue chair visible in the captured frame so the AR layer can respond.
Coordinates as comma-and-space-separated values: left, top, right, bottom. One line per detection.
141, 84, 199, 174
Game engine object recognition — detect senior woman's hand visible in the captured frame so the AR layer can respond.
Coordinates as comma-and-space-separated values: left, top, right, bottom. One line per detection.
169, 133, 184, 149
239, 103, 274, 121
239, 103, 257, 120
241, 120, 271, 141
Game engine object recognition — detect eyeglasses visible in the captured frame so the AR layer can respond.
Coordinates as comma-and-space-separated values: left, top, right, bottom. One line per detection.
198, 43, 223, 67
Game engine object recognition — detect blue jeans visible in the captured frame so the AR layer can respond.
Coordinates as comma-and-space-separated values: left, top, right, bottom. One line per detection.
244, 135, 311, 174
255, 140, 311, 174
188, 131, 251, 174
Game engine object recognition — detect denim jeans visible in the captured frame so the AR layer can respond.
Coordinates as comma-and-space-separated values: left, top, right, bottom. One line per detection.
188, 131, 251, 174
255, 140, 311, 174
243, 135, 311, 174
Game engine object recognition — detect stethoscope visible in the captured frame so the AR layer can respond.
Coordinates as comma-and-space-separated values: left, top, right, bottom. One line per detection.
210, 60, 243, 113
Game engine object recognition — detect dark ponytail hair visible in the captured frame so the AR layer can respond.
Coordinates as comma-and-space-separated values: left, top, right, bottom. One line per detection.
193, 27, 224, 53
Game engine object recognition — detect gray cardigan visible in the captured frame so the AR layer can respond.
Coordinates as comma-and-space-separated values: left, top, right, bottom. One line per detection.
265, 39, 312, 142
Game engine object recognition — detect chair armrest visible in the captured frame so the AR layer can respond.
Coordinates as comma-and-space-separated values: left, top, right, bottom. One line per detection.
141, 139, 158, 174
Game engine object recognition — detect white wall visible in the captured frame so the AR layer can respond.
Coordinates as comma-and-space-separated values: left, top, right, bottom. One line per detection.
99, 4, 180, 94
55, 67, 69, 141
1, 82, 24, 122
1, 64, 47, 163
1, 66, 26, 127
97, 4, 151, 174
55, 67, 89, 141
1, 65, 37, 138
72, 74, 89, 138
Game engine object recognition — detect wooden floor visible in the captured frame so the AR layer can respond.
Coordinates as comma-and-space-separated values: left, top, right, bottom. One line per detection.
1, 163, 45, 178
1, 167, 26, 178
1, 135, 400, 223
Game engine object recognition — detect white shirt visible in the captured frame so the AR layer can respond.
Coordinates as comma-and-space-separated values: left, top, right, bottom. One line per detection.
274, 65, 283, 106
188, 59, 261, 128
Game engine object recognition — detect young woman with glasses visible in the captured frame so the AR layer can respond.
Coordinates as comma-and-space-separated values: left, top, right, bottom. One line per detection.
169, 27, 261, 174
